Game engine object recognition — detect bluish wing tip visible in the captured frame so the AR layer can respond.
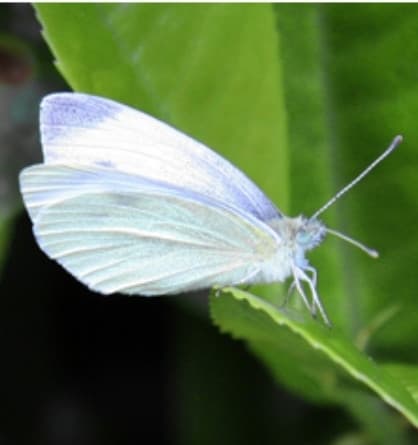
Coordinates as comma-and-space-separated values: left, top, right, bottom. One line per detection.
40, 92, 117, 129
41, 92, 76, 108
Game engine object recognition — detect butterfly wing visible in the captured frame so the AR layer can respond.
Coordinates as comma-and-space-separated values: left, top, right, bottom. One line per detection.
20, 164, 280, 295
40, 93, 281, 222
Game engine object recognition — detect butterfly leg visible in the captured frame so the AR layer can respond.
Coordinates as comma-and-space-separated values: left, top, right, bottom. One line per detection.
298, 267, 331, 327
303, 266, 318, 316
304, 265, 317, 287
291, 265, 314, 315
280, 281, 296, 309
214, 287, 222, 298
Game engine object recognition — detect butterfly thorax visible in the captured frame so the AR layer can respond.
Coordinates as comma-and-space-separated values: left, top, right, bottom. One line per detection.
266, 215, 327, 278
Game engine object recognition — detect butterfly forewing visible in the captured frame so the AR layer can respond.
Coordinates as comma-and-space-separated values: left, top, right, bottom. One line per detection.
40, 93, 281, 222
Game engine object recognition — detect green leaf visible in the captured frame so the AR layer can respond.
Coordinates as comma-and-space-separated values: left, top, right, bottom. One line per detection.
384, 364, 418, 404
318, 4, 418, 355
210, 288, 418, 428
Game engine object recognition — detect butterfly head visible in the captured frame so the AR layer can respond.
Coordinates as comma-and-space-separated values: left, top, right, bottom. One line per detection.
272, 215, 326, 255
296, 217, 326, 252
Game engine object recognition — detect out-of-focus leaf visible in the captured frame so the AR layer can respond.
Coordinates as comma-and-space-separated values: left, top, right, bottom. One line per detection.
319, 4, 418, 356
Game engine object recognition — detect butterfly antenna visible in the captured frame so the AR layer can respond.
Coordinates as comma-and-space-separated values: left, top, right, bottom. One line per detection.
311, 135, 403, 221
325, 228, 379, 258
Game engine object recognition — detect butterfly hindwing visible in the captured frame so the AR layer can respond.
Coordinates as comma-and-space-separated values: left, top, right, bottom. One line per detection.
20, 163, 280, 295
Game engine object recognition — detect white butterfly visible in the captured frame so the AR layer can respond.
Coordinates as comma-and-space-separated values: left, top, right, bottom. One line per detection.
19, 93, 401, 325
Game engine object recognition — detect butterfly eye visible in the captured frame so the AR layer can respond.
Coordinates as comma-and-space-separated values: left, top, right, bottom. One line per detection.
296, 229, 311, 245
